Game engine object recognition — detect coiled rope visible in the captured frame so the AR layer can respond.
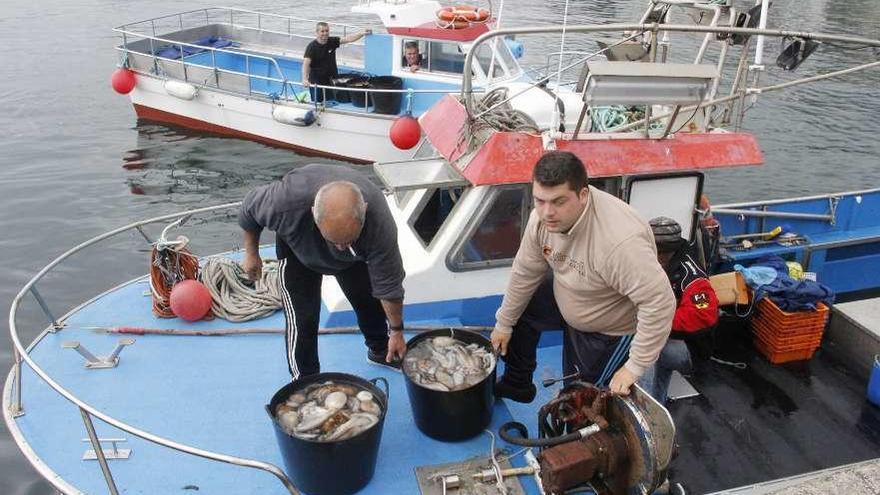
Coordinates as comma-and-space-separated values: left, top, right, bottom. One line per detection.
455, 87, 540, 160
150, 234, 202, 318
199, 257, 282, 322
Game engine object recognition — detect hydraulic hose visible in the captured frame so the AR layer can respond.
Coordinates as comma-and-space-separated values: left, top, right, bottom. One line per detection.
498, 421, 600, 447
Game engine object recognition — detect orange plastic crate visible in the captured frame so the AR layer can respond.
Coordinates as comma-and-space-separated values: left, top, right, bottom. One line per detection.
754, 299, 830, 330
755, 329, 822, 351
753, 337, 818, 364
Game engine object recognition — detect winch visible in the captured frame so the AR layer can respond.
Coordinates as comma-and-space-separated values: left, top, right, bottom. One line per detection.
499, 382, 675, 495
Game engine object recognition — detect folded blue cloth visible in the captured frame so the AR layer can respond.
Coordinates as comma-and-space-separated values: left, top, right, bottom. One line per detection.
155, 36, 233, 60
738, 256, 834, 311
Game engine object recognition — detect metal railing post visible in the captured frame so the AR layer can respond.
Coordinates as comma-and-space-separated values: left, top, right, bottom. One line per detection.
212, 49, 219, 87
80, 408, 120, 495
149, 37, 158, 74
29, 286, 62, 331
11, 350, 23, 417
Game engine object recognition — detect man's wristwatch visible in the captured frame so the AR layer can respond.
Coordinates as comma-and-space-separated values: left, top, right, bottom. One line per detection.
388, 323, 404, 335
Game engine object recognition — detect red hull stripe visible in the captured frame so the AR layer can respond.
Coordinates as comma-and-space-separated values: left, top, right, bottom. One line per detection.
132, 104, 370, 164
387, 21, 490, 42
421, 96, 764, 185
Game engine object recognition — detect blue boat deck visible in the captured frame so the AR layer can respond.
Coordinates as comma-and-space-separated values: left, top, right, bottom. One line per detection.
10, 259, 563, 494
9, 246, 880, 494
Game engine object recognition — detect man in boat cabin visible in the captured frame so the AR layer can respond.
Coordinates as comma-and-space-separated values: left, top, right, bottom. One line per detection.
491, 151, 675, 403
639, 216, 719, 404
302, 22, 371, 103
404, 41, 422, 72
239, 164, 406, 380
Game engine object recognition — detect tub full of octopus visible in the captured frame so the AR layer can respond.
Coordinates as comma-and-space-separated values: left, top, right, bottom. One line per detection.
267, 372, 389, 495
403, 328, 497, 441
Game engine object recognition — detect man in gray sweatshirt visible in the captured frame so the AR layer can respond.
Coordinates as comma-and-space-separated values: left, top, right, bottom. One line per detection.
239, 164, 406, 379
492, 151, 675, 402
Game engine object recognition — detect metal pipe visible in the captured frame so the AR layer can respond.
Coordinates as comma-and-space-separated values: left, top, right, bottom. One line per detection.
29, 286, 60, 330
609, 59, 880, 133
712, 208, 834, 222
461, 22, 880, 115
12, 350, 22, 416
754, 0, 770, 66
695, 6, 722, 63
716, 189, 878, 209
80, 408, 120, 495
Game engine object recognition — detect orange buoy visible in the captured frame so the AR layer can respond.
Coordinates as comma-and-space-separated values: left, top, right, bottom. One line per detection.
111, 68, 137, 94
169, 280, 213, 322
390, 115, 421, 150
436, 5, 490, 27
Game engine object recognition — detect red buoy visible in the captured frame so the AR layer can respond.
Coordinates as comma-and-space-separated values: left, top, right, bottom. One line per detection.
169, 280, 213, 322
111, 68, 137, 95
389, 115, 421, 150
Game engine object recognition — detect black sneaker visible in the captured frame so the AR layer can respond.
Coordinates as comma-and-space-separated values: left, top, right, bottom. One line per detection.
494, 379, 537, 403
367, 349, 402, 372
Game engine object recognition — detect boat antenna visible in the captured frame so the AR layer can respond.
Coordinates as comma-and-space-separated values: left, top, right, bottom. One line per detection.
547, 0, 571, 149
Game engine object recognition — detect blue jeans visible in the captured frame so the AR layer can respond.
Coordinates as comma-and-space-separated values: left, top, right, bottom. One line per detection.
639, 340, 692, 404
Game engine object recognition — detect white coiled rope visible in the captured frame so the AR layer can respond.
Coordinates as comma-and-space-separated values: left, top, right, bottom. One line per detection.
199, 257, 283, 322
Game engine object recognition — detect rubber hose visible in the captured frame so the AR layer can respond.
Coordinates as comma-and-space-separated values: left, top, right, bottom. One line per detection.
498, 421, 583, 447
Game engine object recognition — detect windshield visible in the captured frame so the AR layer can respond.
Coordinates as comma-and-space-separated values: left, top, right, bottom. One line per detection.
473, 40, 520, 81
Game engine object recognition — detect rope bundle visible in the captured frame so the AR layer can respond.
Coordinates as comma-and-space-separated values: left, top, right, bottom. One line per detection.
149, 237, 201, 318
199, 257, 282, 322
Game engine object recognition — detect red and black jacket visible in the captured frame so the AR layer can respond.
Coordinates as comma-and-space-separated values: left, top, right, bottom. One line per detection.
666, 253, 719, 339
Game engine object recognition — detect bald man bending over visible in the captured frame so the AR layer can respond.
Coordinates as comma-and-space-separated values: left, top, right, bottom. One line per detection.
239, 164, 406, 379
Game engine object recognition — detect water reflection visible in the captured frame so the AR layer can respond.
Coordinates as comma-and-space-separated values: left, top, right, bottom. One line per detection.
122, 122, 351, 200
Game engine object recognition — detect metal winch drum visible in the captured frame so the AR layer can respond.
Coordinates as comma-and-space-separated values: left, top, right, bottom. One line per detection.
403, 328, 496, 441
266, 372, 389, 495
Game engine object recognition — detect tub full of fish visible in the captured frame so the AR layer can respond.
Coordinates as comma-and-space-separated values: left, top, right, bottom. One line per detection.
402, 329, 497, 441
267, 372, 389, 495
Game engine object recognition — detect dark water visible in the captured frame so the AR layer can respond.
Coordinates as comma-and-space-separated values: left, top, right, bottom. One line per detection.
0, 0, 878, 493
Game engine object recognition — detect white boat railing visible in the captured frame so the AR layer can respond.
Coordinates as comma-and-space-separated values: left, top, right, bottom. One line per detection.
115, 7, 362, 41
6, 202, 305, 495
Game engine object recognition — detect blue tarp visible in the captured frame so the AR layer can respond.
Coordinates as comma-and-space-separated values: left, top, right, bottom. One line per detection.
154, 36, 233, 60
736, 256, 835, 311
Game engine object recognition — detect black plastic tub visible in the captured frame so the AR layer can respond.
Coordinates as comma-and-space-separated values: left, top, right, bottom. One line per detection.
369, 76, 403, 115
344, 76, 372, 107
266, 373, 389, 495
403, 329, 496, 441
331, 73, 366, 104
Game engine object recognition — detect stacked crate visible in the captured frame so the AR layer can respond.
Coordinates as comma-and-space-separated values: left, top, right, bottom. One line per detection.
751, 298, 830, 364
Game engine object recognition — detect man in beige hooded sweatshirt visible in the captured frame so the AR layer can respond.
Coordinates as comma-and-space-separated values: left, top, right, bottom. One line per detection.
492, 151, 675, 403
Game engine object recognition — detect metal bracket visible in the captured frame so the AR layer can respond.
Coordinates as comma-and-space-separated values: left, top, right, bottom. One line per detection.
829, 196, 840, 226
82, 438, 131, 460
63, 339, 135, 369
525, 450, 546, 495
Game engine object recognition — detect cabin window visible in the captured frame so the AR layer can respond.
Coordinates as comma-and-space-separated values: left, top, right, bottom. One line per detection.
449, 185, 530, 270
410, 187, 463, 247
427, 41, 466, 74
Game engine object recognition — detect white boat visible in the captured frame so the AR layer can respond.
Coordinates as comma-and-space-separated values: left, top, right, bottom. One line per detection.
112, 1, 582, 163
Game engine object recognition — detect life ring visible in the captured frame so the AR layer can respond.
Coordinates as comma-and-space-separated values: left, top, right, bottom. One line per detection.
436, 5, 490, 24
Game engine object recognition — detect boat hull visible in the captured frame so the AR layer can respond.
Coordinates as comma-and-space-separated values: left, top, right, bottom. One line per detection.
128, 75, 415, 164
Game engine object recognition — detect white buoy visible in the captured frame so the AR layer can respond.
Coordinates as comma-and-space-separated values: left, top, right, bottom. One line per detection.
164, 80, 198, 101
272, 105, 316, 127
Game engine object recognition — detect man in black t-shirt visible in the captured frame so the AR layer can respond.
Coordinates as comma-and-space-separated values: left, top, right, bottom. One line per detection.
302, 22, 371, 103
